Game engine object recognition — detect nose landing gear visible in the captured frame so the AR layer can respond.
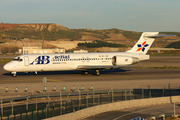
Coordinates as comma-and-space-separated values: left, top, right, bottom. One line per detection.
11, 72, 17, 77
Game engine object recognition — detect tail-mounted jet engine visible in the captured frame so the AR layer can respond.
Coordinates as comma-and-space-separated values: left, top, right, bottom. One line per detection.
112, 56, 139, 65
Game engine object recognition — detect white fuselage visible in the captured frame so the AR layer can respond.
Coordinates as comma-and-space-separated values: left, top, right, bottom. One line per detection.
3, 52, 149, 73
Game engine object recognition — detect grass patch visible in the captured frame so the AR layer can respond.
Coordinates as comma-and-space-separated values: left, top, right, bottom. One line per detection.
77, 40, 125, 48
137, 66, 180, 69
150, 54, 180, 56
0, 58, 13, 64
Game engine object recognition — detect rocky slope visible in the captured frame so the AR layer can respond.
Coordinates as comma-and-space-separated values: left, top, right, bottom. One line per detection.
0, 23, 69, 32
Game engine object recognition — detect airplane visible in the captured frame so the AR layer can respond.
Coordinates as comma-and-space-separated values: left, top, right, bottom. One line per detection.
3, 32, 175, 77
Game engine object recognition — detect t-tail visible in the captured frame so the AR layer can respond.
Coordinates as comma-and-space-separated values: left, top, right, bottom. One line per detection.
127, 32, 159, 54
127, 32, 176, 54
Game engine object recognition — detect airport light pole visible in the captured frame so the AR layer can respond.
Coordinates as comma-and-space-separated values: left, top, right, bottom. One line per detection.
174, 102, 176, 116
1, 100, 3, 118
11, 99, 13, 115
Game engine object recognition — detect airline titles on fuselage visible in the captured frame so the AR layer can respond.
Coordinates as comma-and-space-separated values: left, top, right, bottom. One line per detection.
29, 54, 112, 65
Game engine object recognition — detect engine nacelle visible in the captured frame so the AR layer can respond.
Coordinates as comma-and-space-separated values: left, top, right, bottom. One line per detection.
112, 56, 139, 65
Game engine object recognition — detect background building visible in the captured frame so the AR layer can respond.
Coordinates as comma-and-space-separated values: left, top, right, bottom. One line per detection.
73, 49, 88, 53
19, 46, 65, 54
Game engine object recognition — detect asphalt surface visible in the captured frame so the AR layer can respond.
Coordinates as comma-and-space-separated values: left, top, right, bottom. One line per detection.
83, 103, 180, 120
0, 56, 180, 97
1, 55, 180, 83
1, 55, 180, 119
1, 66, 180, 83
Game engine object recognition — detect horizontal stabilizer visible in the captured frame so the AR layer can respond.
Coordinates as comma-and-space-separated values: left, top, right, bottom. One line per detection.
145, 34, 176, 38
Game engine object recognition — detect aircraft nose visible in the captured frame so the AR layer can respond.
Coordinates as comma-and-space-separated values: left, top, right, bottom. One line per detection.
3, 64, 9, 71
3, 63, 13, 72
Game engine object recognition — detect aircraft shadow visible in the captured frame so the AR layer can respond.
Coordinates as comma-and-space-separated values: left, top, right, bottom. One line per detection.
2, 68, 131, 76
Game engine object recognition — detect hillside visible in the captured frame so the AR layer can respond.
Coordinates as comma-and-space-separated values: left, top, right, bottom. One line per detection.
0, 23, 82, 40
0, 23, 180, 52
166, 41, 180, 49
0, 23, 142, 41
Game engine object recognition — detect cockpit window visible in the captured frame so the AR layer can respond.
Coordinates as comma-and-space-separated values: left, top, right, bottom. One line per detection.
13, 57, 23, 62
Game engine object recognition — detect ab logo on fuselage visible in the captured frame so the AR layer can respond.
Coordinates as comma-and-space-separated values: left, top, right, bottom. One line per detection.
30, 56, 50, 65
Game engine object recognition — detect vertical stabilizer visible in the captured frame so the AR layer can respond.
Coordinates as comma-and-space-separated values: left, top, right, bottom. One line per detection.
127, 32, 159, 54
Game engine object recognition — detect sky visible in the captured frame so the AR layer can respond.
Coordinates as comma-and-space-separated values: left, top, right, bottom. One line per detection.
0, 0, 180, 32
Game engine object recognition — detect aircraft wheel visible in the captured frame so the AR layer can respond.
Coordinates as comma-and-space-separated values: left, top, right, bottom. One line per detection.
12, 74, 16, 77
83, 71, 88, 75
94, 70, 100, 76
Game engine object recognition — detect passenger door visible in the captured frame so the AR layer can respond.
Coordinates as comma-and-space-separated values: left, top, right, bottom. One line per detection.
24, 56, 29, 66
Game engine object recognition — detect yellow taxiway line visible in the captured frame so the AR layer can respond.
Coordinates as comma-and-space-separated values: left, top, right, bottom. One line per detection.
47, 79, 65, 82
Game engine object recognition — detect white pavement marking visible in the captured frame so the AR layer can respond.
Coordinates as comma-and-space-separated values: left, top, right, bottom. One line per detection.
113, 106, 165, 120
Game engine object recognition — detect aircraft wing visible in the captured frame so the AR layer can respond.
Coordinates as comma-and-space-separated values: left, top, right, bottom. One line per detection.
76, 65, 136, 70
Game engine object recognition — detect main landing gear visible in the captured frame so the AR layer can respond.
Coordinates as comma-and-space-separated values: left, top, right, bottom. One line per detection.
94, 70, 100, 76
11, 72, 17, 77
82, 71, 89, 75
82, 70, 100, 76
